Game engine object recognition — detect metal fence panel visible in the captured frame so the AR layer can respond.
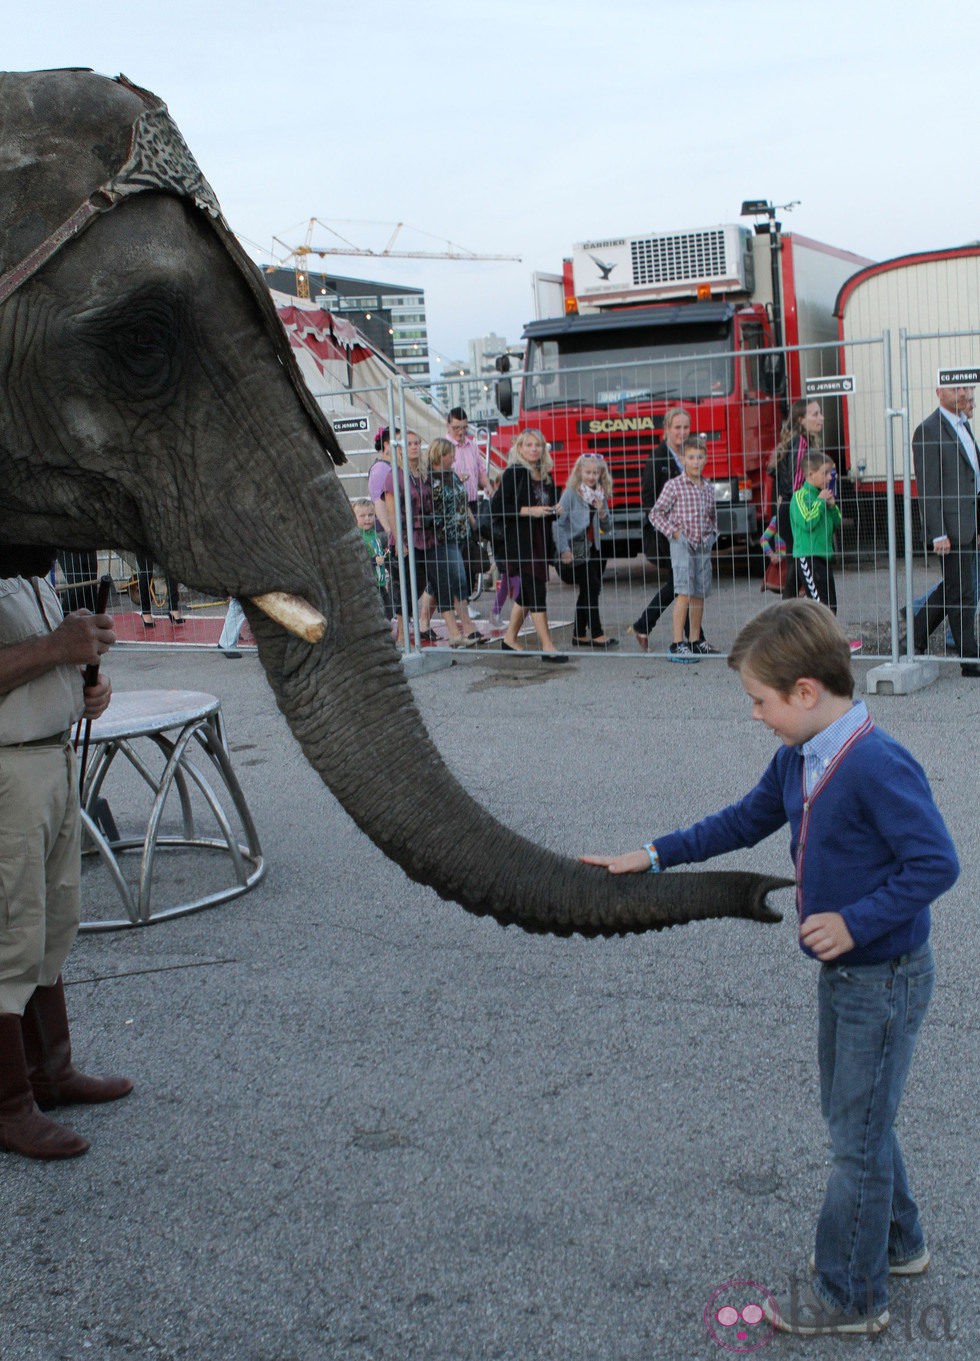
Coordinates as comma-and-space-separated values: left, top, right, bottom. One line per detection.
62, 325, 980, 673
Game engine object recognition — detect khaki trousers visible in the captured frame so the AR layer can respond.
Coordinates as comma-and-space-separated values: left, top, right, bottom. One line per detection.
0, 743, 80, 1014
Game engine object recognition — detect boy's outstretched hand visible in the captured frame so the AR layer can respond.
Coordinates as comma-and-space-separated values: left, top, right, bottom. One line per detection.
580, 850, 650, 875
800, 912, 854, 961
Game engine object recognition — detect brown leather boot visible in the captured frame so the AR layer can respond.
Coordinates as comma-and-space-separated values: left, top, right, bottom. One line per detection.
0, 1013, 89, 1158
21, 976, 133, 1110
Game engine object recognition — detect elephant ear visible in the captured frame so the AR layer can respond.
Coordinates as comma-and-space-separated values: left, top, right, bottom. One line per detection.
0, 67, 345, 468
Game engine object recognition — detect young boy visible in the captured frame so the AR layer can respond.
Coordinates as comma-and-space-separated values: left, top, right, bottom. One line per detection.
788, 451, 842, 613
583, 600, 959, 1337
351, 497, 391, 618
649, 436, 718, 661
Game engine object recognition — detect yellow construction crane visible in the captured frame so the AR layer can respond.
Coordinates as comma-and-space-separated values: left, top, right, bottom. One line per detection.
268, 217, 521, 296
271, 219, 318, 298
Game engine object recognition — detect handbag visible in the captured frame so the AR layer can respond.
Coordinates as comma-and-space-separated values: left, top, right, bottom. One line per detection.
762, 555, 788, 594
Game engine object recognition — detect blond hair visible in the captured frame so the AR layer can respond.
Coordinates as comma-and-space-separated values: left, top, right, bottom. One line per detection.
508, 428, 553, 480
567, 454, 613, 497
421, 437, 454, 475
662, 407, 690, 438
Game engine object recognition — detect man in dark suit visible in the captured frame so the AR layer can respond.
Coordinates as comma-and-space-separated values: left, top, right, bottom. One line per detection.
912, 385, 980, 676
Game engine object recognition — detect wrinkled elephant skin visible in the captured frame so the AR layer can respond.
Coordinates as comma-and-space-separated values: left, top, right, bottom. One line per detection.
0, 70, 790, 937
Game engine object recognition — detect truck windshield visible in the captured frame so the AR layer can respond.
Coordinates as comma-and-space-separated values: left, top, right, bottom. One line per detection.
523, 321, 734, 409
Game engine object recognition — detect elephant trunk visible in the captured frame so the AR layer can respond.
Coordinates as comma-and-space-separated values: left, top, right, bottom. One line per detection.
247, 577, 789, 940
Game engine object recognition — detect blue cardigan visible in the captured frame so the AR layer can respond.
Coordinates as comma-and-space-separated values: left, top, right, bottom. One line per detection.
655, 722, 959, 966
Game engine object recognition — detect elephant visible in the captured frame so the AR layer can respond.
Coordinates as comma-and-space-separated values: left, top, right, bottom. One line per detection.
0, 69, 789, 938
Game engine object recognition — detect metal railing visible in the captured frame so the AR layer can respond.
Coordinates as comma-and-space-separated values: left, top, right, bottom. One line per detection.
57, 323, 980, 679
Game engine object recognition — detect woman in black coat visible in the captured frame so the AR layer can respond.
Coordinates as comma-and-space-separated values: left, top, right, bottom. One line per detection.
498, 429, 566, 661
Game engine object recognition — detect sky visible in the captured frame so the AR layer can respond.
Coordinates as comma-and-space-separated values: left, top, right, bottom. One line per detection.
8, 1, 980, 368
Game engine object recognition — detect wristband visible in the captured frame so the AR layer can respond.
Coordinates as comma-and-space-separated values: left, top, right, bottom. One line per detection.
644, 842, 661, 873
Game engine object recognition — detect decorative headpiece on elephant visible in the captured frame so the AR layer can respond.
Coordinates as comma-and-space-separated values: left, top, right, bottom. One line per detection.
0, 69, 788, 936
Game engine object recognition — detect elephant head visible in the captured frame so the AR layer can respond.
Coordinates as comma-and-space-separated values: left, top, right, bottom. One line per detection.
0, 69, 788, 936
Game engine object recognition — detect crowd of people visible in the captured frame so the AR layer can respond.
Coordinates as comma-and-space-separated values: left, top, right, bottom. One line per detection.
358, 412, 614, 662
354, 397, 868, 661
96, 385, 979, 669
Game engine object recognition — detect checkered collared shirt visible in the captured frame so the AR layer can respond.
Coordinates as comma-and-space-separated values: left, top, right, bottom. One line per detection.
800, 700, 872, 797
650, 473, 717, 547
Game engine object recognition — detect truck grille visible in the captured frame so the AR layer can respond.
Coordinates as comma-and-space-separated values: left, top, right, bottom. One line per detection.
584, 436, 655, 503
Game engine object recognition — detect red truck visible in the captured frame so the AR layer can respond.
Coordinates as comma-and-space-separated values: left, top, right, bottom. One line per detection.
496, 220, 870, 557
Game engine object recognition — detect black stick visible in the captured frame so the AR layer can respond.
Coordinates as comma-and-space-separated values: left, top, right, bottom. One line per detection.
77, 574, 113, 796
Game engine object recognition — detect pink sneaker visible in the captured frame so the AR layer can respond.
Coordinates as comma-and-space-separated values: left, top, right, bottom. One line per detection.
849, 639, 863, 654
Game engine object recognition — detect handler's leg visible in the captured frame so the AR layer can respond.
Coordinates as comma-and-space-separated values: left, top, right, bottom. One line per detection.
21, 746, 133, 1110
0, 747, 89, 1158
0, 1014, 88, 1158
22, 975, 133, 1110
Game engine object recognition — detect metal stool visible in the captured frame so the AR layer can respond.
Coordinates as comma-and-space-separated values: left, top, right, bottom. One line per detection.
79, 689, 264, 930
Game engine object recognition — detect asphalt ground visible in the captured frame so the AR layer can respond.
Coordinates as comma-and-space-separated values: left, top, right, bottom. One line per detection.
1, 607, 977, 1361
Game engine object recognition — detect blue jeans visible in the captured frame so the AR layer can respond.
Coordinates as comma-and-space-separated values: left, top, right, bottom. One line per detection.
218, 597, 246, 650
813, 943, 934, 1316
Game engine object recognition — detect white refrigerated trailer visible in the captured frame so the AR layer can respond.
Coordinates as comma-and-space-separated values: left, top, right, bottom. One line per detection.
836, 246, 980, 492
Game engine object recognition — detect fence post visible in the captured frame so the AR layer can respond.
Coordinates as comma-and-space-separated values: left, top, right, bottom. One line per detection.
865, 328, 939, 694
881, 329, 901, 659
897, 327, 916, 659
396, 376, 453, 675
385, 380, 413, 654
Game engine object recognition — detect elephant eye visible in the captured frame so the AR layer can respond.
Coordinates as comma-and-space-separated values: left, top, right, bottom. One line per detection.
76, 289, 181, 399
115, 308, 179, 395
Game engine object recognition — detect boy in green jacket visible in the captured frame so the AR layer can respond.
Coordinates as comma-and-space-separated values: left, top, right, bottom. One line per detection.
788, 451, 842, 613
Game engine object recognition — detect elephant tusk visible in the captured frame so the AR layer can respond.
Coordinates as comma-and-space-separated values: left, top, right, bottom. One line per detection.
252, 591, 326, 643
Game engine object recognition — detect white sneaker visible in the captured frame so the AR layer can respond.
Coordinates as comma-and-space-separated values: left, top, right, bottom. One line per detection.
763, 1282, 888, 1337
467, 605, 481, 619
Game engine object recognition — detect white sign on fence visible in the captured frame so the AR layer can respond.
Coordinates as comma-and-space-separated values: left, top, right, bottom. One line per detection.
805, 374, 856, 397
330, 415, 372, 434
937, 367, 980, 387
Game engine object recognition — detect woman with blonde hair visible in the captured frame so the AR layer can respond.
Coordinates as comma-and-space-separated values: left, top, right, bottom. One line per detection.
498, 429, 566, 661
555, 454, 618, 648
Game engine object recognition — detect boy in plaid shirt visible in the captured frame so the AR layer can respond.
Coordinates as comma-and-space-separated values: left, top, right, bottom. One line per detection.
650, 436, 718, 661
